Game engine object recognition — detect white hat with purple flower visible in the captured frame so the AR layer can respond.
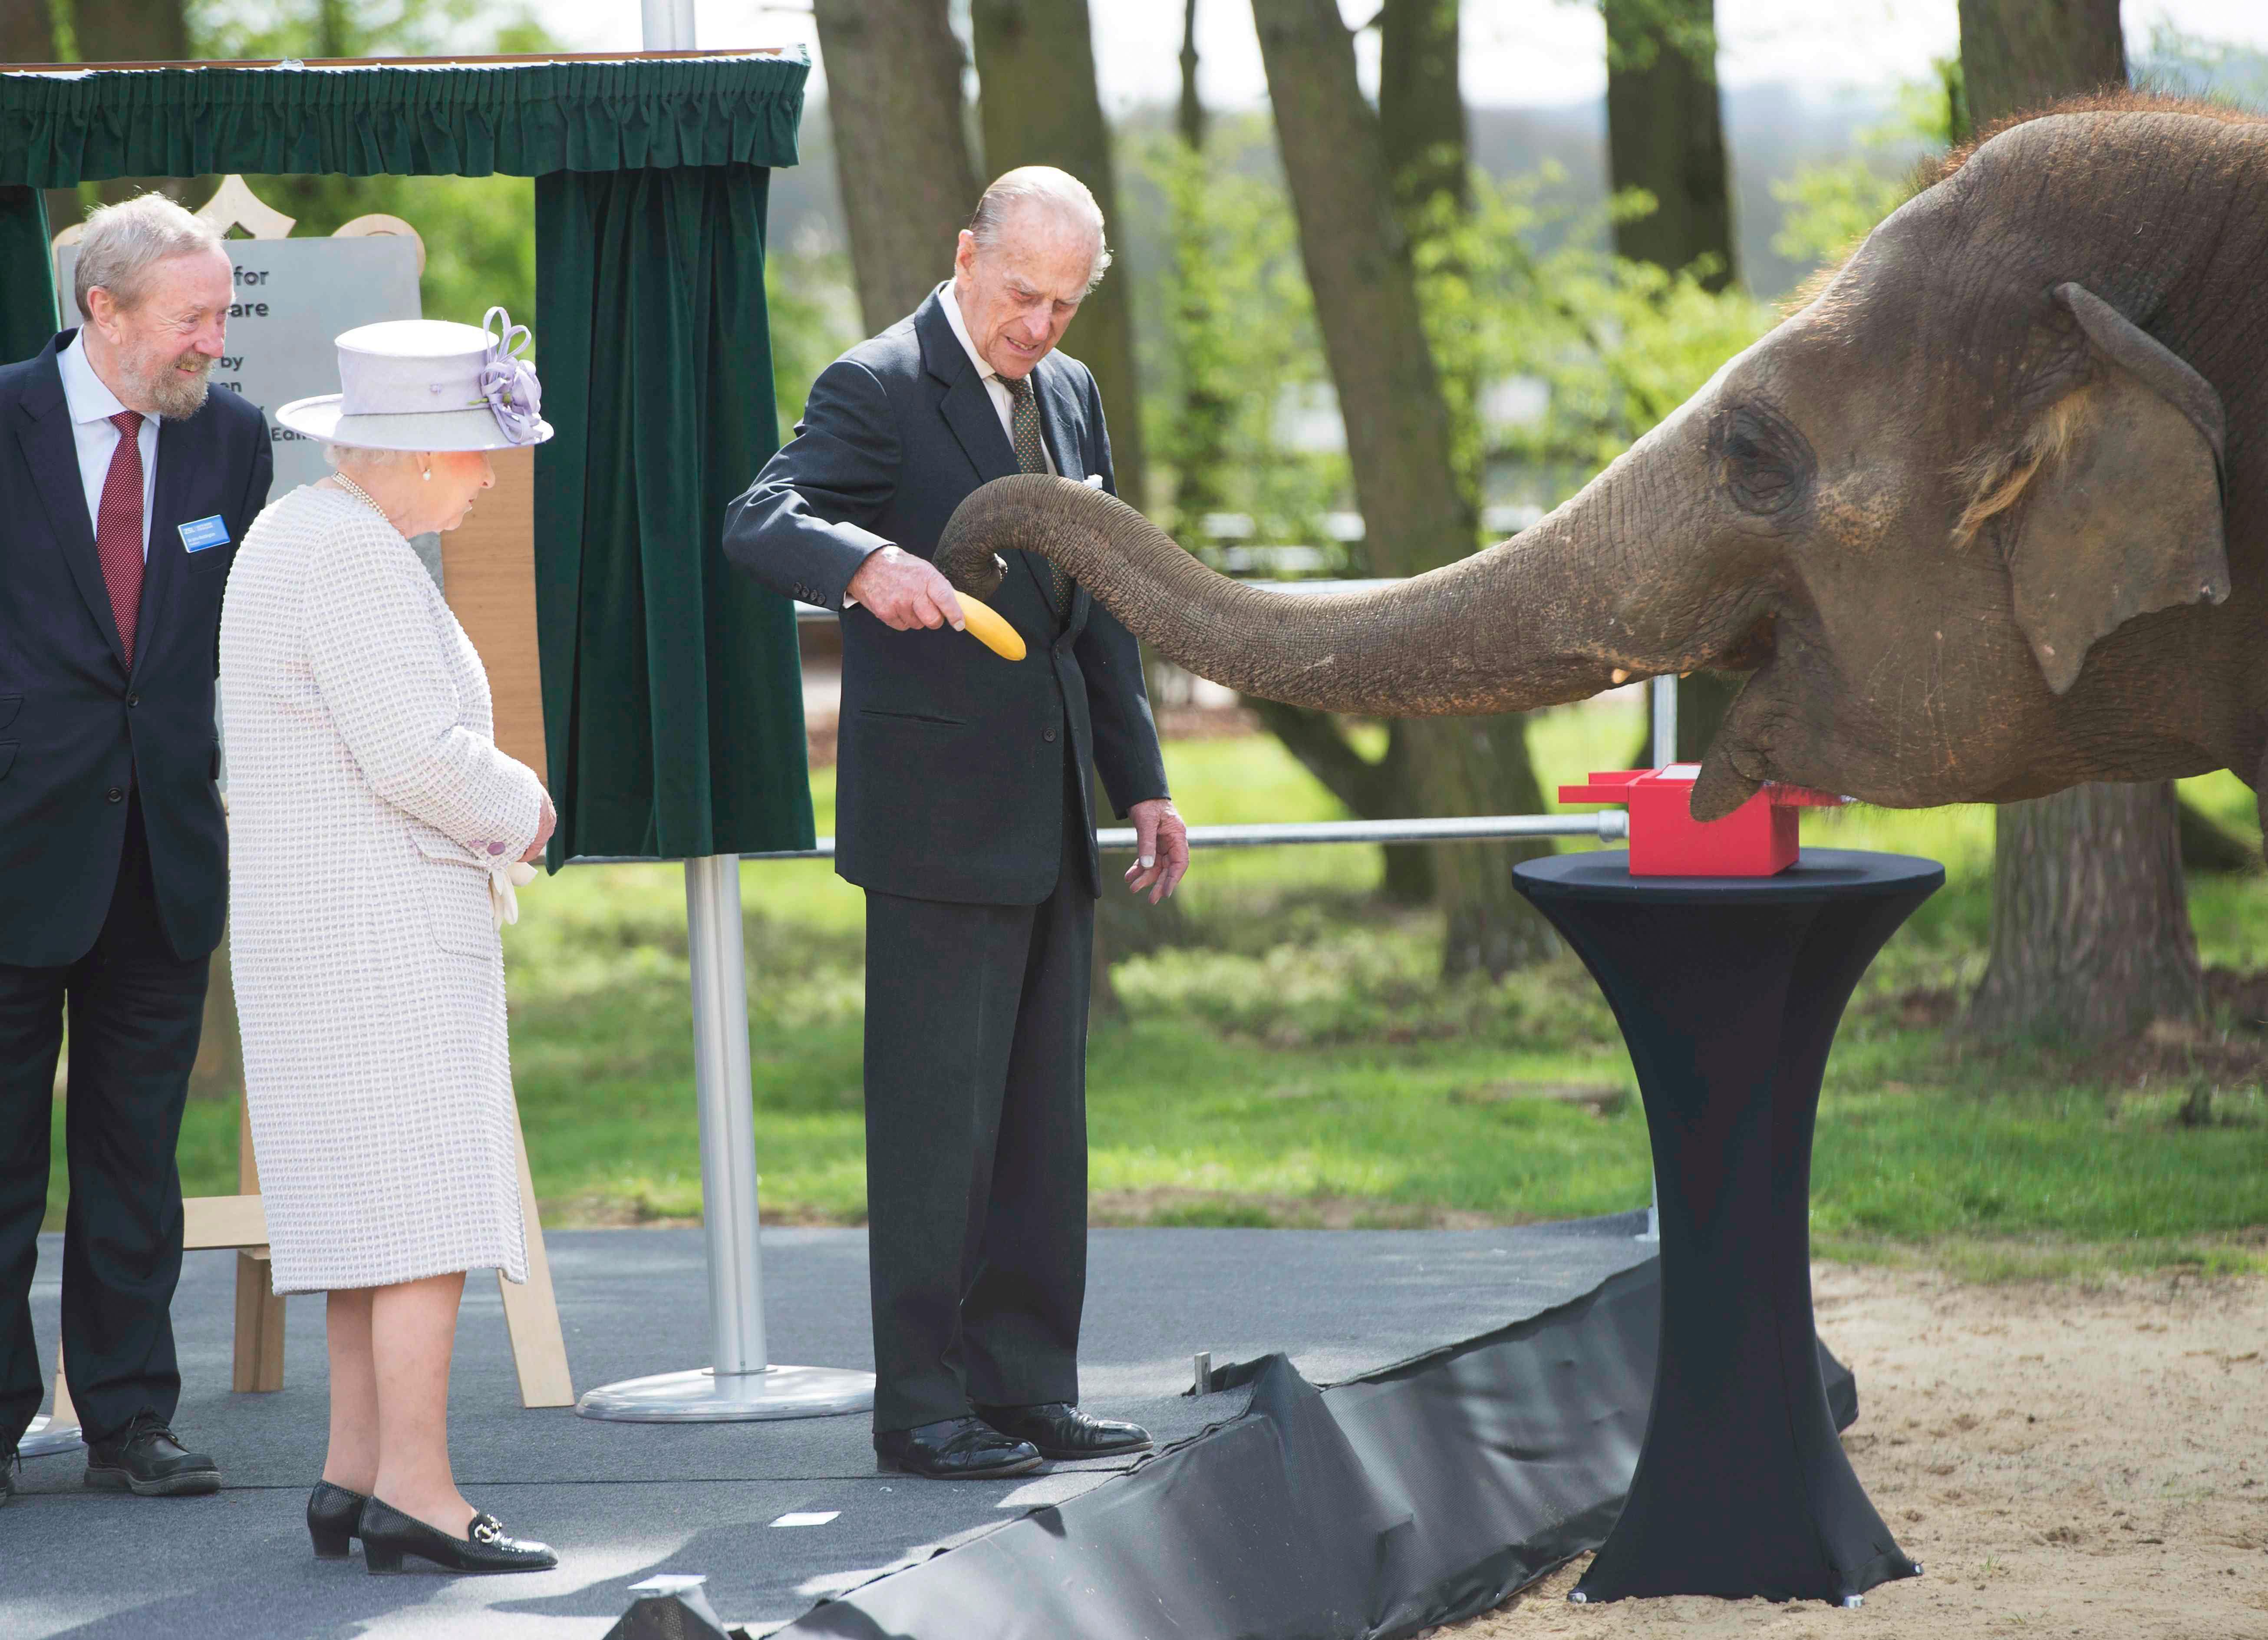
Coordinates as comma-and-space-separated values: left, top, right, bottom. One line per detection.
274, 307, 551, 451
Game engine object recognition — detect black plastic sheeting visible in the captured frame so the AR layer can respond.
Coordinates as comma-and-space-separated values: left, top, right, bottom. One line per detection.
778, 1258, 1858, 1640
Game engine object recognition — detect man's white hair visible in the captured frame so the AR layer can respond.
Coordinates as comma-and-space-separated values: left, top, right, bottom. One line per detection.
968, 166, 1113, 290
74, 192, 226, 321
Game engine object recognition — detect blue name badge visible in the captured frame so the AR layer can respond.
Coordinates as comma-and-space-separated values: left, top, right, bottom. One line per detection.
178, 515, 231, 553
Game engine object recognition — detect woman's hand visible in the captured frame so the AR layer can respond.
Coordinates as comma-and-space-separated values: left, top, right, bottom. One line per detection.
524, 789, 557, 863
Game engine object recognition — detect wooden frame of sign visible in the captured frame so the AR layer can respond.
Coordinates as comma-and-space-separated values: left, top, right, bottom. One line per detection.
33, 175, 572, 1435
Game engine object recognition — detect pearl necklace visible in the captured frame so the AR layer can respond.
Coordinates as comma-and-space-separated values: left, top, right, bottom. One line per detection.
330, 470, 396, 528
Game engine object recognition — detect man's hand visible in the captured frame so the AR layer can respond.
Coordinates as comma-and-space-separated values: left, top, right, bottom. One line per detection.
524, 788, 557, 864
846, 544, 967, 632
1124, 798, 1189, 903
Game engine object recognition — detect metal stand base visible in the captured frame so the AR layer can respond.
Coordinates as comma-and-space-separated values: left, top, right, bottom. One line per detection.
576, 1364, 873, 1422
19, 1412, 82, 1459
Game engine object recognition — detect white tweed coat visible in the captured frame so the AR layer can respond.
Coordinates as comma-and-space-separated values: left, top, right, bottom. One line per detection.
220, 484, 546, 1295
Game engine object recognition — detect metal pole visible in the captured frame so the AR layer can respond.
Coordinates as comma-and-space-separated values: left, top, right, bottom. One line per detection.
640, 0, 697, 50
576, 864, 873, 1419
687, 855, 766, 1377
1640, 674, 1677, 1244
577, 0, 874, 1422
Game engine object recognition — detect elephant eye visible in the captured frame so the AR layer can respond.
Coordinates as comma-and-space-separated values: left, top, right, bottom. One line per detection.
1714, 403, 1812, 517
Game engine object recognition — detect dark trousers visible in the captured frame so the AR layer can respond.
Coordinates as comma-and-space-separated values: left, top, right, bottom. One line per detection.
861, 782, 1095, 1433
0, 796, 207, 1453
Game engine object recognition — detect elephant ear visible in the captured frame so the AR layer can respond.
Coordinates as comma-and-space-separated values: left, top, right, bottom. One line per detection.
1986, 283, 2230, 696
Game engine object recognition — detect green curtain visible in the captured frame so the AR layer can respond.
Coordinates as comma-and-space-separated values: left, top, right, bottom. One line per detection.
0, 55, 814, 861
0, 185, 52, 365
536, 163, 813, 861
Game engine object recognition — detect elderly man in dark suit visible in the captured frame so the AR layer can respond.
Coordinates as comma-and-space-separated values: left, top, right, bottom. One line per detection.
0, 194, 272, 1505
725, 167, 1189, 1480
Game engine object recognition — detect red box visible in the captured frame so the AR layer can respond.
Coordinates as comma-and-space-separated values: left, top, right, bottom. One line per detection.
1557, 766, 1846, 877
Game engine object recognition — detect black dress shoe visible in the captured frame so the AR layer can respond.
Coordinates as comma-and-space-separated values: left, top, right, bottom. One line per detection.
873, 1416, 1043, 1480
975, 1402, 1152, 1460
358, 1496, 557, 1575
83, 1416, 220, 1497
308, 1480, 369, 1559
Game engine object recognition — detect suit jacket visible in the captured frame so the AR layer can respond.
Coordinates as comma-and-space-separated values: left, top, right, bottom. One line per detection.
724, 289, 1169, 904
0, 331, 273, 967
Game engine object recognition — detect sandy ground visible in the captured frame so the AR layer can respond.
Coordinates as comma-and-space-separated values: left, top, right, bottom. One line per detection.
1451, 1263, 2268, 1640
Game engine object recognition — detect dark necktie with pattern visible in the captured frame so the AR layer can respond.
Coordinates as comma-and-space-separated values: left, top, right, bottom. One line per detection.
1001, 374, 1070, 615
95, 409, 146, 667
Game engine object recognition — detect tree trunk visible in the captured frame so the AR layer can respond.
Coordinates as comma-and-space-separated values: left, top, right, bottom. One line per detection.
1252, 0, 1555, 976
1958, 0, 2197, 1044
70, 0, 188, 60
1377, 0, 1540, 921
2179, 799, 2258, 874
1956, 0, 2124, 125
1603, 0, 1737, 293
969, 0, 1149, 515
1965, 783, 2202, 1041
1602, 0, 1738, 762
1177, 0, 1205, 150
1379, 0, 1466, 221
812, 0, 980, 336
0, 0, 81, 238
67, 0, 197, 209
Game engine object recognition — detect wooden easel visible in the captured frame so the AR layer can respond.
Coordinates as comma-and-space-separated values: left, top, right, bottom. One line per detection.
34, 177, 573, 1435
43, 1102, 573, 1426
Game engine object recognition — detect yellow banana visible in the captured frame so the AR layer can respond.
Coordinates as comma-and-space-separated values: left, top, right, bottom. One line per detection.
958, 593, 1026, 661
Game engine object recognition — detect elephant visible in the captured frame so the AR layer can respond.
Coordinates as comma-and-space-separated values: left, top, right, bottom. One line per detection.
934, 96, 2268, 833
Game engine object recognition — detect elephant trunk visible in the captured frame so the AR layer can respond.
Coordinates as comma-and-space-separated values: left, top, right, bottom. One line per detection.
935, 473, 1721, 718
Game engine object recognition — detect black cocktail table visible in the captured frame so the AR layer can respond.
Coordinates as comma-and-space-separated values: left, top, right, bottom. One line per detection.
1513, 848, 1941, 1606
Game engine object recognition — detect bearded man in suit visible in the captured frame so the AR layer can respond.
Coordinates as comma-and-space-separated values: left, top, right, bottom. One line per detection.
0, 193, 273, 1504
725, 167, 1189, 1480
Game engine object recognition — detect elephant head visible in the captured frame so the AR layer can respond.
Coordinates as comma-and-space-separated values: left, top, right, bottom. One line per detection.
936, 102, 2252, 819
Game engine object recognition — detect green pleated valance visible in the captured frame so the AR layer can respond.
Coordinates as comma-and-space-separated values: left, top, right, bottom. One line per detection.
0, 55, 806, 185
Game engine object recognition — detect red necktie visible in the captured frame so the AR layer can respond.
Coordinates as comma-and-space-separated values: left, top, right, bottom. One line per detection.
95, 409, 145, 667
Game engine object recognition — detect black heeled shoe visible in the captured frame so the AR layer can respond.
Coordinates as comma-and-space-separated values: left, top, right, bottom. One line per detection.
357, 1495, 557, 1574
308, 1480, 369, 1559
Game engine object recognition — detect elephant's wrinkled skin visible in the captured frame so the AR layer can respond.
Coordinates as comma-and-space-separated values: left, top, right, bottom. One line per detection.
935, 98, 2268, 828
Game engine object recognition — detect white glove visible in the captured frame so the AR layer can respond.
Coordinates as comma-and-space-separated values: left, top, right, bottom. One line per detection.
489, 860, 539, 930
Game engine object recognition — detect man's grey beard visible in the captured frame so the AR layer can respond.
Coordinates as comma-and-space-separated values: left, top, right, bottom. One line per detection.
131, 346, 215, 419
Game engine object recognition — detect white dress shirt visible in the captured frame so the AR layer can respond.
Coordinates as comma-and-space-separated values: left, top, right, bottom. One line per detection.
940, 280, 1057, 476
57, 333, 159, 561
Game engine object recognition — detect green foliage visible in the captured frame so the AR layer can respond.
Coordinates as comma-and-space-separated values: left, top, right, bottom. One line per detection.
2134, 23, 2268, 111
1451, 169, 1775, 472
1769, 59, 1960, 271
1128, 115, 1350, 556
765, 236, 861, 436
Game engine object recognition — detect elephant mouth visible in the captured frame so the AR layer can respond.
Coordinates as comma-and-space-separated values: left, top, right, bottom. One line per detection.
1687, 610, 1787, 822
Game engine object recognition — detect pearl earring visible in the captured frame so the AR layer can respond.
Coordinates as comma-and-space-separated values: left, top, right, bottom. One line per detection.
421, 467, 432, 481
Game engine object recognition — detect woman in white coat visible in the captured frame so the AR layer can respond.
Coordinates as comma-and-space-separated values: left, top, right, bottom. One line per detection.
221, 312, 558, 1576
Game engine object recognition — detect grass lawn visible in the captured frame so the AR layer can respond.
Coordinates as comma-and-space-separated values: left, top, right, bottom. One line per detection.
118, 700, 2268, 1274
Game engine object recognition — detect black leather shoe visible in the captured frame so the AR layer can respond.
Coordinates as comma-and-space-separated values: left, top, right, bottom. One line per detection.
358, 1496, 557, 1574
975, 1402, 1152, 1460
83, 1416, 220, 1497
874, 1416, 1043, 1480
309, 1480, 369, 1559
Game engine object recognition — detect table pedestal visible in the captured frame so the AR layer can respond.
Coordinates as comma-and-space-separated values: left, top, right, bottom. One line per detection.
1514, 848, 1940, 1605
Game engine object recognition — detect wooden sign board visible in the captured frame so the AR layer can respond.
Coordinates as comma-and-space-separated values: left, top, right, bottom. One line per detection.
440, 446, 547, 784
